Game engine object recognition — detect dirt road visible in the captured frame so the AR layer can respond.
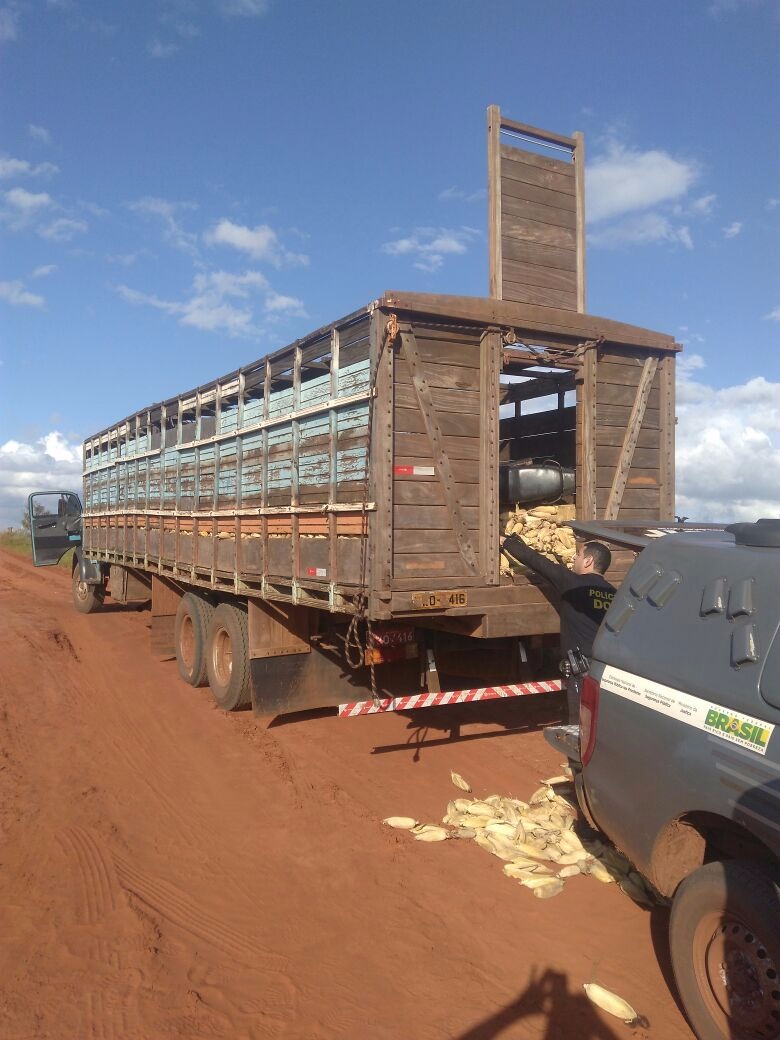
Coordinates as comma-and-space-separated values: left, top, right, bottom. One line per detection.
0, 549, 694, 1040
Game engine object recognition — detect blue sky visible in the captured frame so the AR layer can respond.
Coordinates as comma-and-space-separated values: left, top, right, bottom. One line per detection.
1, 0, 778, 527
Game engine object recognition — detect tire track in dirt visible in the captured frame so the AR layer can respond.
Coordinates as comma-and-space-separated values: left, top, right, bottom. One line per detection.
113, 855, 298, 1036
56, 826, 147, 1040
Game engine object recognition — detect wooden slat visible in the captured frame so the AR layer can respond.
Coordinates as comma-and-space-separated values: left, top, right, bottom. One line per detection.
394, 358, 481, 391
502, 258, 578, 294
480, 328, 501, 586
596, 425, 660, 450
501, 156, 575, 196
500, 193, 577, 230
573, 131, 586, 312
580, 345, 597, 520
394, 406, 480, 438
394, 383, 480, 416
502, 180, 577, 213
500, 372, 575, 404
395, 529, 479, 555
501, 216, 577, 250
500, 281, 577, 311
597, 467, 660, 488
488, 104, 503, 298
501, 237, 577, 272
598, 381, 661, 408
603, 356, 660, 520
500, 404, 576, 438
394, 431, 480, 462
394, 505, 480, 530
659, 354, 676, 519
596, 445, 660, 469
393, 552, 483, 579
393, 480, 480, 507
597, 404, 660, 430
598, 488, 661, 512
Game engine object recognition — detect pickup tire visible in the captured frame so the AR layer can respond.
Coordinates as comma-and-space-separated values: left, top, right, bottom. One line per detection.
72, 568, 105, 614
174, 593, 215, 687
669, 859, 780, 1040
205, 603, 252, 711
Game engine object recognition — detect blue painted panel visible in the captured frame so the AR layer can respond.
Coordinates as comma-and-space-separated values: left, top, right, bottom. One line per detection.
337, 445, 368, 484
242, 399, 263, 426
337, 402, 369, 434
299, 451, 329, 485
268, 386, 294, 418
338, 358, 371, 397
267, 458, 292, 491
299, 413, 330, 441
268, 423, 293, 449
300, 372, 330, 408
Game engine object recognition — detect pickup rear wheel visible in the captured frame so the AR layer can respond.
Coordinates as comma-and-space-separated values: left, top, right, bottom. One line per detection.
206, 603, 252, 711
174, 593, 215, 687
72, 568, 104, 614
670, 860, 780, 1040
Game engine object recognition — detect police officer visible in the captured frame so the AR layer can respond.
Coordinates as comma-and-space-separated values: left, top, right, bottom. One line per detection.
500, 533, 615, 721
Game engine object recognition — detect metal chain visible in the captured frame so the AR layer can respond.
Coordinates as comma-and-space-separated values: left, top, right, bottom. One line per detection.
344, 314, 399, 703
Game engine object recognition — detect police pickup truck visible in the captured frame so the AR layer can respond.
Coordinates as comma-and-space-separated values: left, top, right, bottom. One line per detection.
549, 518, 780, 1040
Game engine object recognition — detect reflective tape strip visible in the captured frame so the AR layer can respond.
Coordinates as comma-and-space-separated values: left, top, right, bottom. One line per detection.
338, 679, 562, 718
306, 567, 327, 577
393, 465, 436, 476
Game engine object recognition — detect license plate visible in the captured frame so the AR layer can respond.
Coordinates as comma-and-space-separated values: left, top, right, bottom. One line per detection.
410, 590, 468, 610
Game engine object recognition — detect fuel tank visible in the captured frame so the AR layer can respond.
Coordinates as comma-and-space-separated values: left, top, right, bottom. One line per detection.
499, 462, 575, 506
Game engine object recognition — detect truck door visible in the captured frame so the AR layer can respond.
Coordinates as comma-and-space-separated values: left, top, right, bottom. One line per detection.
28, 492, 82, 566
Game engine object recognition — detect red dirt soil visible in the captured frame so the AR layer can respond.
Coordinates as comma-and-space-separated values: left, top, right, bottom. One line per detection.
0, 549, 694, 1040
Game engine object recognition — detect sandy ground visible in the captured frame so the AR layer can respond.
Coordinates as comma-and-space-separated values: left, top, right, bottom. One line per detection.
0, 549, 695, 1040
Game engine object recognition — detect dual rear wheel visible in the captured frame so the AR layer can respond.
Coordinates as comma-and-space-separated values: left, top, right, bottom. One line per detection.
174, 594, 252, 712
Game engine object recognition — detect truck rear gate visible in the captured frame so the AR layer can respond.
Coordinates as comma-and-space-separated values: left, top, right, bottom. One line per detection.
71, 291, 678, 716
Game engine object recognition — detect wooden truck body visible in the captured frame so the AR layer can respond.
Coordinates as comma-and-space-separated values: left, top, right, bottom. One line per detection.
67, 291, 677, 716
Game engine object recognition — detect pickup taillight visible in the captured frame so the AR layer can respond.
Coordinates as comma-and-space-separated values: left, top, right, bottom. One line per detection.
579, 675, 600, 766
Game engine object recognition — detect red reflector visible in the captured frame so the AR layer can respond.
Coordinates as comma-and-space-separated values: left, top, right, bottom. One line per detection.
579, 675, 600, 767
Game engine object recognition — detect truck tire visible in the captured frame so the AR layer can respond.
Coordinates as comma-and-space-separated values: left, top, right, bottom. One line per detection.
206, 603, 252, 711
174, 593, 215, 687
669, 860, 780, 1040
72, 568, 105, 614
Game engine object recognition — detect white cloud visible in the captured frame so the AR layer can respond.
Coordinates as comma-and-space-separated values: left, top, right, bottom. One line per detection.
723, 221, 743, 238
587, 140, 699, 223
690, 193, 717, 215
0, 156, 59, 179
764, 307, 780, 321
588, 212, 693, 250
709, 0, 761, 15
439, 186, 487, 203
148, 38, 178, 58
28, 124, 52, 145
5, 187, 53, 212
768, 198, 780, 210
129, 196, 199, 256
205, 218, 309, 268
382, 226, 479, 272
38, 216, 88, 241
0, 279, 45, 308
220, 0, 270, 16
116, 269, 298, 337
0, 432, 83, 530
675, 360, 780, 521
32, 264, 57, 278
0, 5, 19, 42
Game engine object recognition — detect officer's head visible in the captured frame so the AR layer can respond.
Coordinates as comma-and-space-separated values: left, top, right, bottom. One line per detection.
573, 540, 611, 575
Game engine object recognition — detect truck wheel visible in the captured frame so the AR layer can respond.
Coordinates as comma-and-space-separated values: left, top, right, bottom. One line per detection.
72, 568, 105, 614
174, 593, 215, 687
669, 860, 780, 1040
206, 603, 252, 711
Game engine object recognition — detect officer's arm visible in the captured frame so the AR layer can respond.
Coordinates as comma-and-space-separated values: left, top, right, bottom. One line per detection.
502, 533, 575, 592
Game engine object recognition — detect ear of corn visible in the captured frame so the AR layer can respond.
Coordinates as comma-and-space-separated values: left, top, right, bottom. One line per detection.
383, 816, 418, 830
583, 983, 638, 1024
450, 771, 472, 792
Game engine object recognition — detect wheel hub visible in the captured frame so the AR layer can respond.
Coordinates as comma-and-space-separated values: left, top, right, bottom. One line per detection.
702, 917, 780, 1036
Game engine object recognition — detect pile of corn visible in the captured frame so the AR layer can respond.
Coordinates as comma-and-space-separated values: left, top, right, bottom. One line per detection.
384, 770, 657, 908
500, 503, 577, 575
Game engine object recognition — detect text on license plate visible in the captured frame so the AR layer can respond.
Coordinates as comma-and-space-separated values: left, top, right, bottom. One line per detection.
410, 590, 468, 610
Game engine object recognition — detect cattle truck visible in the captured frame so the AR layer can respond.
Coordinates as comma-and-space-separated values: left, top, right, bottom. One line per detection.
29, 290, 678, 719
